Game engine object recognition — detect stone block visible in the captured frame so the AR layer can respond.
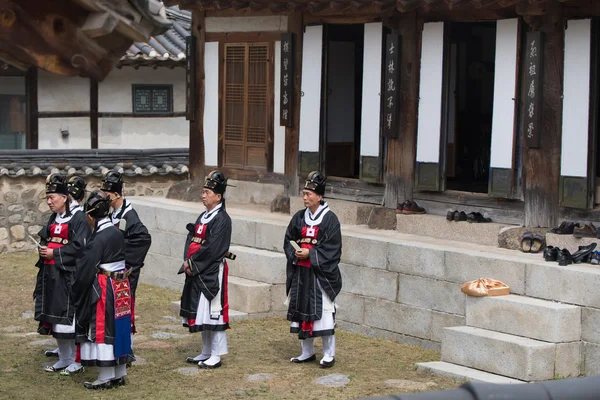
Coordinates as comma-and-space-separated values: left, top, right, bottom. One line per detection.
0, 228, 8, 243
466, 295, 581, 343
582, 308, 600, 344
255, 221, 287, 253
226, 179, 283, 205
555, 342, 582, 378
367, 207, 397, 230
584, 342, 600, 376
133, 204, 157, 231
416, 362, 525, 384
444, 252, 526, 294
230, 217, 257, 248
8, 214, 21, 223
168, 233, 187, 258
227, 245, 286, 284
270, 195, 290, 214
498, 227, 550, 251
336, 320, 440, 351
431, 311, 465, 343
339, 263, 398, 301
341, 235, 388, 270
387, 242, 445, 279
21, 188, 37, 200
38, 201, 49, 213
141, 252, 185, 291
27, 225, 42, 236
11, 241, 26, 250
228, 277, 271, 314
149, 230, 174, 258
335, 292, 365, 325
398, 274, 465, 315
155, 208, 198, 235
441, 326, 556, 381
364, 298, 432, 340
4, 192, 18, 204
526, 263, 600, 307
270, 284, 287, 312
10, 225, 25, 241
8, 205, 24, 213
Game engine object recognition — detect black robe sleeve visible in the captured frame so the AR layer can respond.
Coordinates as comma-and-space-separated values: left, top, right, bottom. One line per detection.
122, 209, 152, 268
308, 213, 343, 301
71, 235, 102, 324
187, 213, 232, 277
53, 212, 90, 272
284, 211, 303, 293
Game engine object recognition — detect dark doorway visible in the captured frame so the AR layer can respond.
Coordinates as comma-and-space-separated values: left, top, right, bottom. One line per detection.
322, 24, 364, 179
444, 22, 496, 193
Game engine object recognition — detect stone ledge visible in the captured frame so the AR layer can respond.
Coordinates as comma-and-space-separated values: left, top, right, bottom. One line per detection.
416, 361, 525, 384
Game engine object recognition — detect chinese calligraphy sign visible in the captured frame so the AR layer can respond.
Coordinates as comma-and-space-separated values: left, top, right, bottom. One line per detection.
185, 35, 196, 121
523, 31, 543, 148
280, 33, 294, 127
383, 34, 400, 138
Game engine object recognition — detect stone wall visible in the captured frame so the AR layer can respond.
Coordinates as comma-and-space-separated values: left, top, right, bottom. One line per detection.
0, 175, 186, 253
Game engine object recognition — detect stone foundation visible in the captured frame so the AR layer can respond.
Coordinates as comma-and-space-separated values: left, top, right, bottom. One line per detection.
0, 175, 186, 253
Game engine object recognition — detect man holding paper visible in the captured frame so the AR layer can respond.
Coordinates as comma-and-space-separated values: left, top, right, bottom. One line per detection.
283, 171, 342, 368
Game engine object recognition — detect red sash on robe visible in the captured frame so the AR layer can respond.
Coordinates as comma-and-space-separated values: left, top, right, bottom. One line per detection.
298, 225, 320, 334
44, 223, 69, 265
187, 223, 207, 258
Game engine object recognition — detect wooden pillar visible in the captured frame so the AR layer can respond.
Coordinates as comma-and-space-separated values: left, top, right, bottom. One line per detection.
284, 12, 303, 196
189, 9, 206, 183
25, 67, 38, 149
90, 78, 98, 149
383, 12, 421, 208
523, 1, 564, 227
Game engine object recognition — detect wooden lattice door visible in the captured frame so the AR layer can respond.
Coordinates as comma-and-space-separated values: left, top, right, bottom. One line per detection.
222, 43, 272, 170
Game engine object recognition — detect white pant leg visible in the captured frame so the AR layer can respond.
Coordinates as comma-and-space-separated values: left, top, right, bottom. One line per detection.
301, 337, 315, 357
321, 335, 335, 360
201, 331, 212, 357
115, 364, 127, 379
56, 339, 74, 364
97, 366, 115, 382
210, 331, 228, 356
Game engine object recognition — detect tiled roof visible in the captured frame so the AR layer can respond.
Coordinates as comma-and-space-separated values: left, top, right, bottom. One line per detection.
0, 149, 189, 179
120, 6, 190, 66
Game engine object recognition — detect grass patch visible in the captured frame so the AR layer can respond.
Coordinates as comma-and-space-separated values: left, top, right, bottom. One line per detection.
0, 252, 457, 399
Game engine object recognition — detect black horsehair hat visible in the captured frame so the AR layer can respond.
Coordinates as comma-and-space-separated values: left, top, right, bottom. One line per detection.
101, 171, 124, 194
303, 171, 327, 196
204, 170, 228, 195
67, 176, 87, 201
45, 173, 69, 196
84, 190, 112, 219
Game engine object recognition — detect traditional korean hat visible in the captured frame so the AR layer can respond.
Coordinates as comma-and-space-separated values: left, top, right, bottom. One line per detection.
303, 171, 327, 196
84, 190, 111, 219
45, 173, 69, 196
67, 176, 87, 201
101, 171, 124, 195
204, 170, 228, 195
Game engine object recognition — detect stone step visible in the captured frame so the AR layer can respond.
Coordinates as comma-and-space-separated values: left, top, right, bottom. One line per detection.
466, 294, 581, 343
290, 196, 375, 226
441, 326, 557, 381
396, 214, 512, 247
416, 361, 525, 384
169, 301, 249, 321
228, 276, 273, 314
228, 245, 286, 284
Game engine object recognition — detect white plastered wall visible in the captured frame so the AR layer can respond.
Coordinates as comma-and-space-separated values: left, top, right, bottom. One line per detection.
561, 19, 591, 178
360, 22, 383, 158
204, 42, 219, 166
490, 19, 519, 169
416, 22, 445, 163
274, 41, 285, 174
298, 25, 323, 153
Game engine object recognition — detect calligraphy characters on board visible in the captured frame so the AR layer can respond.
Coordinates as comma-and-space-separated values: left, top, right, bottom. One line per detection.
382, 34, 400, 139
280, 33, 294, 127
523, 31, 543, 148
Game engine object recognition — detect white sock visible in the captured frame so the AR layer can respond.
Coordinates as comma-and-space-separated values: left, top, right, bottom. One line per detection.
292, 338, 315, 361
200, 331, 212, 358
321, 335, 335, 363
65, 362, 82, 372
97, 366, 115, 383
54, 339, 74, 369
115, 364, 127, 379
192, 353, 211, 361
201, 355, 221, 366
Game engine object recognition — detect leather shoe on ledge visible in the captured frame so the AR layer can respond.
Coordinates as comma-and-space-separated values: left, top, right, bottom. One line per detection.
573, 223, 597, 238
558, 249, 573, 266
551, 221, 576, 235
543, 246, 559, 262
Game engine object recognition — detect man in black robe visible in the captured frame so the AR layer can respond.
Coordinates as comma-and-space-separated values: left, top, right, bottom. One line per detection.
34, 173, 90, 373
180, 170, 232, 369
283, 171, 342, 368
72, 190, 134, 389
101, 171, 151, 335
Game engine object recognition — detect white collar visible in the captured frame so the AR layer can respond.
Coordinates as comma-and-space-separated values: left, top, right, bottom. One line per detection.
97, 217, 113, 233
304, 202, 329, 226
200, 202, 222, 225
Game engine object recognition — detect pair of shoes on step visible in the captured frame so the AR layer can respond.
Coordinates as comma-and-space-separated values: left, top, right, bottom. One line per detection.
186, 355, 222, 369
544, 243, 597, 266
290, 354, 335, 368
83, 377, 126, 390
446, 210, 492, 223
396, 200, 425, 215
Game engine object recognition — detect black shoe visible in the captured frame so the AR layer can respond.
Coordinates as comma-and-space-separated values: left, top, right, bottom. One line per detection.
111, 377, 126, 387
467, 212, 492, 223
44, 350, 59, 358
543, 246, 559, 262
551, 221, 576, 235
455, 211, 467, 222
291, 354, 316, 363
319, 358, 335, 368
83, 380, 113, 390
572, 243, 598, 264
446, 211, 457, 221
186, 356, 209, 364
558, 249, 573, 266
198, 361, 222, 369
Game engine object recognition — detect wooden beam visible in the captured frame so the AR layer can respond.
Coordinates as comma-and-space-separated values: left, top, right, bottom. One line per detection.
90, 78, 98, 149
383, 12, 421, 208
284, 12, 303, 197
25, 67, 38, 149
189, 9, 206, 183
206, 31, 284, 42
523, 0, 563, 227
